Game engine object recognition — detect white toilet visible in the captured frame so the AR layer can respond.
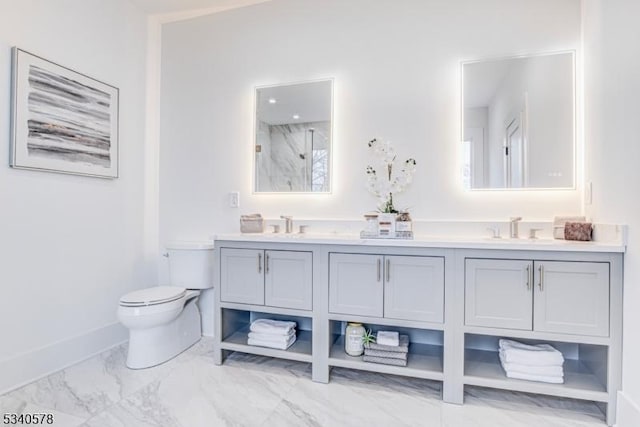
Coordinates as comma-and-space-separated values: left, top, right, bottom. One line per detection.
118, 241, 214, 369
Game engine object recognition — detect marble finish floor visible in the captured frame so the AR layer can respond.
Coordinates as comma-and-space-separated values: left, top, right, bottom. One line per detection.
0, 338, 606, 426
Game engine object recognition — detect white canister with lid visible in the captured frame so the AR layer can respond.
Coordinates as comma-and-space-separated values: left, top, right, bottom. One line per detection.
345, 322, 366, 356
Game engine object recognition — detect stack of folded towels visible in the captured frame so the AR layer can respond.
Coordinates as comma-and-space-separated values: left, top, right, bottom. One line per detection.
499, 339, 565, 384
247, 319, 297, 350
363, 331, 410, 367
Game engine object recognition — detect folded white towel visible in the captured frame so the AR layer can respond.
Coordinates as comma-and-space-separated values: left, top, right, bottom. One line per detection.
249, 319, 297, 335
499, 350, 564, 377
248, 330, 295, 344
505, 370, 564, 384
500, 348, 564, 366
499, 339, 564, 366
247, 334, 297, 350
500, 340, 563, 356
377, 331, 400, 347
499, 339, 557, 352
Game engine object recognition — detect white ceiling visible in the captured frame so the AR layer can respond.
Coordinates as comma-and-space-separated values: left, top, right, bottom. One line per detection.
257, 80, 332, 125
130, 0, 269, 15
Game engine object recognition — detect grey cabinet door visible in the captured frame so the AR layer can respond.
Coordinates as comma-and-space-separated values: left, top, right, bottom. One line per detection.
220, 248, 264, 305
384, 255, 445, 323
265, 250, 313, 310
329, 253, 384, 317
533, 261, 610, 336
465, 258, 533, 330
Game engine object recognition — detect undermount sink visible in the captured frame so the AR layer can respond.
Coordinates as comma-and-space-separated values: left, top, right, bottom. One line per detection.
482, 237, 551, 243
264, 233, 305, 238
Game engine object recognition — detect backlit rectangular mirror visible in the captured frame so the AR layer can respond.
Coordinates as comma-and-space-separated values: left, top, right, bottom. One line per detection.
461, 51, 575, 189
254, 79, 333, 193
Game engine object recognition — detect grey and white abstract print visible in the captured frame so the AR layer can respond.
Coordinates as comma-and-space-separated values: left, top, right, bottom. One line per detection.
26, 65, 112, 167
11, 48, 119, 178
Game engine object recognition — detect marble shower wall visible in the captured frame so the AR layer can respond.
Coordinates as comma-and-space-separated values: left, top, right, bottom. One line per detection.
256, 121, 330, 192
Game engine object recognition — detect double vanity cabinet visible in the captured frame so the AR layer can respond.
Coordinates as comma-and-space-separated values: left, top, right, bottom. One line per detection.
220, 248, 312, 310
465, 259, 610, 336
212, 235, 623, 425
329, 253, 444, 322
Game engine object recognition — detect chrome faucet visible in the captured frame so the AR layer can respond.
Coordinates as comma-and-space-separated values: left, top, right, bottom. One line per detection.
509, 217, 523, 239
281, 215, 293, 233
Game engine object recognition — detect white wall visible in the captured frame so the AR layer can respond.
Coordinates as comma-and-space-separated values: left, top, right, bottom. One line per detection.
0, 0, 151, 392
487, 62, 527, 187
583, 0, 640, 424
159, 0, 583, 248
524, 54, 574, 188
462, 107, 488, 187
486, 55, 574, 188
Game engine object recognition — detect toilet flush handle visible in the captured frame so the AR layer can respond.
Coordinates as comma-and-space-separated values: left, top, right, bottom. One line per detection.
163, 253, 169, 258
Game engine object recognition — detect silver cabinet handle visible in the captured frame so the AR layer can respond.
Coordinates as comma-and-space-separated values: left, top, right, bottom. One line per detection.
538, 264, 544, 291
258, 252, 262, 273
265, 253, 270, 274
386, 258, 391, 282
377, 258, 381, 282
526, 264, 530, 290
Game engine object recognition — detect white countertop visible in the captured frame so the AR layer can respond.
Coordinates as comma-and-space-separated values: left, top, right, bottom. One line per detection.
214, 233, 626, 253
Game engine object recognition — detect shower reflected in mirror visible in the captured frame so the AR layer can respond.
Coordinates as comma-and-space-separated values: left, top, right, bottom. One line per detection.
254, 79, 333, 193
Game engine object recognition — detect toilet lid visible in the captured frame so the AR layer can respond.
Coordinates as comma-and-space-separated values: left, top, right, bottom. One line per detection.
120, 286, 186, 307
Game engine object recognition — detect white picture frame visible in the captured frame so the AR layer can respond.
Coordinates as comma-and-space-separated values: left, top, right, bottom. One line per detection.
10, 48, 119, 178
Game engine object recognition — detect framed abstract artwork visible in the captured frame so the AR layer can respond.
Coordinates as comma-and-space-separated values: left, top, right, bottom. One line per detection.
10, 48, 119, 178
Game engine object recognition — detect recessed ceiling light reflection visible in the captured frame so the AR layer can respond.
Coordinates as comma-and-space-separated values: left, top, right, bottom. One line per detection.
292, 114, 300, 119
268, 98, 277, 104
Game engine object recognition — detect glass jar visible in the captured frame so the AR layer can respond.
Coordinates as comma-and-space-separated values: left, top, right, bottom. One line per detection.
395, 211, 413, 238
345, 322, 365, 356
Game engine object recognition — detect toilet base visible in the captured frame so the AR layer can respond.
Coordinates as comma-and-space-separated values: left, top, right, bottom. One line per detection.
126, 298, 202, 369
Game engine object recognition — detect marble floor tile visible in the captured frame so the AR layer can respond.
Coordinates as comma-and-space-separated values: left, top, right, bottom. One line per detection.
1, 338, 608, 427
329, 367, 442, 399
0, 394, 86, 427
465, 385, 603, 417
82, 354, 300, 427
262, 375, 442, 427
217, 351, 313, 378
441, 400, 604, 427
6, 344, 171, 419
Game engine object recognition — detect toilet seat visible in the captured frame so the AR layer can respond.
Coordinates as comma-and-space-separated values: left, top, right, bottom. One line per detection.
120, 286, 186, 307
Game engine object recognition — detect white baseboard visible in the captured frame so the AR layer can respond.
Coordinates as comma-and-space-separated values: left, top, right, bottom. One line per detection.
0, 322, 128, 395
617, 391, 640, 427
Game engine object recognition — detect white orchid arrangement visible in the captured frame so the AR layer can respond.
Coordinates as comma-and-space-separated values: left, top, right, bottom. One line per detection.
365, 138, 417, 213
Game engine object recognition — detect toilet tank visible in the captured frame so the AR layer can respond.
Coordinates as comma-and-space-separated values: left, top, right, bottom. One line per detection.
166, 241, 214, 289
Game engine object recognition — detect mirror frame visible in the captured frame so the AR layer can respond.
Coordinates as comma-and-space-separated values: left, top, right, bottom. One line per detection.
460, 50, 576, 191
252, 78, 334, 194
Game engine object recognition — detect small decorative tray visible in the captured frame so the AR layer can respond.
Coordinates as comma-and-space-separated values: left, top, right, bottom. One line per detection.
360, 231, 414, 240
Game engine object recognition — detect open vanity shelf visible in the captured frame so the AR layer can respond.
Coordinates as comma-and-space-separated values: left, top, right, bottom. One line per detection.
329, 336, 443, 381
327, 320, 444, 381
213, 237, 623, 426
219, 307, 313, 363
463, 334, 609, 402
220, 325, 313, 362
464, 349, 607, 400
